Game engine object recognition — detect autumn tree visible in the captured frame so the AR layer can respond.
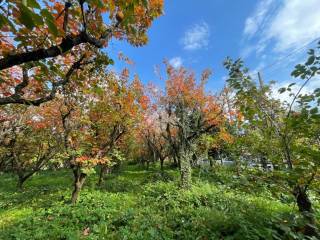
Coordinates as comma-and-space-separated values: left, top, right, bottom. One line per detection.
55, 67, 147, 203
58, 96, 100, 204
86, 70, 147, 185
0, 101, 63, 189
0, 0, 163, 105
156, 64, 226, 188
138, 104, 169, 170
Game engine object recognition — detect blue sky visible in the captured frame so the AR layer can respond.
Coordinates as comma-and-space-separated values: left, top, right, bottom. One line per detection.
107, 0, 320, 97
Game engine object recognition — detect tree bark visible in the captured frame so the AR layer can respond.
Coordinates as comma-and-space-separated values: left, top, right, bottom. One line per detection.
17, 175, 27, 190
180, 150, 192, 189
0, 32, 103, 71
146, 160, 150, 170
16, 170, 37, 190
172, 156, 178, 168
282, 137, 293, 169
209, 158, 214, 167
71, 168, 87, 204
260, 155, 268, 171
97, 165, 108, 186
293, 185, 319, 237
160, 158, 164, 172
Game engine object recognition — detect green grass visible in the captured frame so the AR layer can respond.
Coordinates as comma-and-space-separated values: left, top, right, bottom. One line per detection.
0, 165, 318, 239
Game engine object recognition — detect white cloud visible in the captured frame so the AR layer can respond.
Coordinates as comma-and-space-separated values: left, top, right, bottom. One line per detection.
243, 0, 320, 55
244, 0, 275, 38
267, 0, 320, 52
169, 57, 183, 68
181, 21, 210, 50
272, 77, 320, 103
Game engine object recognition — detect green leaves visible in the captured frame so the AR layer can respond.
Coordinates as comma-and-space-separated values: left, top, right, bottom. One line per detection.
19, 4, 36, 30
278, 87, 286, 94
306, 55, 315, 66
87, 0, 104, 8
292, 45, 320, 80
17, 3, 58, 36
0, 14, 10, 29
291, 64, 306, 78
40, 9, 58, 36
309, 107, 318, 115
45, 19, 58, 36
26, 0, 41, 9
278, 83, 296, 94
18, 1, 46, 30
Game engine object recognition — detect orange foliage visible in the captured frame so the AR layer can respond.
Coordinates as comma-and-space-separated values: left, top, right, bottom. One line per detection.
75, 156, 109, 167
164, 63, 223, 127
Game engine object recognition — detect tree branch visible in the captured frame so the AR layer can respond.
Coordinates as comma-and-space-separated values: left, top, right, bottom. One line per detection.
0, 31, 105, 71
63, 2, 72, 32
0, 55, 89, 106
79, 0, 86, 31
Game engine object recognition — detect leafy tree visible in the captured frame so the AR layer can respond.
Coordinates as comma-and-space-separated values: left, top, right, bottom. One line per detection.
138, 106, 169, 171
86, 70, 147, 185
224, 44, 320, 237
154, 64, 226, 188
0, 101, 63, 188
56, 68, 146, 203
0, 0, 164, 105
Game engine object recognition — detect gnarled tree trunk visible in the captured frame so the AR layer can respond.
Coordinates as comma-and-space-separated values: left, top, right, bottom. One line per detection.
16, 168, 40, 190
17, 175, 28, 190
71, 167, 87, 204
180, 150, 192, 188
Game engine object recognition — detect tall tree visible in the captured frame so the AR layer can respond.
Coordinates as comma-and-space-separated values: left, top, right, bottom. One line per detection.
224, 46, 320, 237
155, 64, 226, 188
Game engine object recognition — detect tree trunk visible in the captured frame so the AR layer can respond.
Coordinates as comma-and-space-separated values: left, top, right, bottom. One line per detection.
209, 158, 214, 167
16, 171, 35, 190
17, 176, 26, 190
146, 160, 149, 170
172, 156, 178, 168
180, 150, 192, 189
97, 165, 106, 186
160, 158, 164, 172
293, 185, 318, 237
282, 138, 293, 169
71, 169, 87, 204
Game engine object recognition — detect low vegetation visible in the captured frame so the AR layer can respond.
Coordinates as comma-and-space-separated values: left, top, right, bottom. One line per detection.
1, 164, 318, 240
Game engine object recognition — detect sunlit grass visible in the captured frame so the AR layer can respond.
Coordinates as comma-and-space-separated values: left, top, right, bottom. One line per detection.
0, 164, 318, 239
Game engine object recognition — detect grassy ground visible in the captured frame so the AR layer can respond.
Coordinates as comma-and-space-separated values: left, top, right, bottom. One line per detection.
0, 164, 318, 239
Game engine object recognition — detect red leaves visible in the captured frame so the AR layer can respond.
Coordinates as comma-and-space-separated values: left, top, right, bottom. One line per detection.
1, 0, 164, 106
24, 100, 63, 130
139, 95, 150, 110
75, 156, 110, 167
164, 63, 222, 124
